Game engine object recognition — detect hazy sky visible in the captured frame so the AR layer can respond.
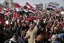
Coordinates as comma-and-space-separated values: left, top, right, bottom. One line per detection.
0, 0, 64, 7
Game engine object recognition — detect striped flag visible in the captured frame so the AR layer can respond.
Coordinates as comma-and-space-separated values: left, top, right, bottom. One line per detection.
3, 7, 11, 12
26, 2, 33, 8
12, 11, 20, 21
14, 3, 21, 12
47, 4, 56, 9
5, 11, 11, 16
13, 11, 20, 19
24, 2, 35, 12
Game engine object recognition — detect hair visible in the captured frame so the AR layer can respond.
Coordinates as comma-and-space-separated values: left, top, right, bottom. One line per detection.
13, 33, 18, 37
13, 33, 18, 41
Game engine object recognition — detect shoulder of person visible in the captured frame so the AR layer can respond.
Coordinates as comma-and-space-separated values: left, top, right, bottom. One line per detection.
4, 39, 10, 43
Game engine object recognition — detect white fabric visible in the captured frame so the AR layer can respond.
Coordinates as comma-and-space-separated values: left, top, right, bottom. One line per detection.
10, 37, 25, 43
25, 26, 38, 43
52, 35, 57, 39
10, 38, 17, 42
5, 12, 11, 16
56, 14, 60, 16
15, 8, 22, 12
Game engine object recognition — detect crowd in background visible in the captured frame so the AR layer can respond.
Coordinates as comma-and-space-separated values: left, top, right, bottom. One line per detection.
0, 6, 64, 43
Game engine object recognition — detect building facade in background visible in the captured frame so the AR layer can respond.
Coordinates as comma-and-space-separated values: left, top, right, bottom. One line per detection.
5, 0, 13, 8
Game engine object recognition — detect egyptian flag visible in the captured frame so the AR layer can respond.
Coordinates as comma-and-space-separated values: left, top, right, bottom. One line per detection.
48, 4, 56, 8
24, 6, 29, 12
14, 3, 21, 12
3, 7, 11, 12
28, 8, 35, 13
5, 11, 11, 16
26, 17, 38, 21
13, 11, 20, 19
24, 2, 35, 12
26, 2, 33, 8
47, 4, 56, 10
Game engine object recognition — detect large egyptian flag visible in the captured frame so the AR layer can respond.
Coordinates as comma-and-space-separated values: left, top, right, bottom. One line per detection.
14, 3, 21, 12
24, 2, 35, 12
2, 7, 11, 16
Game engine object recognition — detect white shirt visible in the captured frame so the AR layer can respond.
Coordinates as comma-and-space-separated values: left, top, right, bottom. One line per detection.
25, 26, 38, 43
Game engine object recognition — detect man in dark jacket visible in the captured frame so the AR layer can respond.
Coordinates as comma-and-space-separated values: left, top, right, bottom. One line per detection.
4, 33, 25, 43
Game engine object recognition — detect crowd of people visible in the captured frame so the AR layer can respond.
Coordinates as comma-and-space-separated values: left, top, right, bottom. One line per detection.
0, 5, 64, 43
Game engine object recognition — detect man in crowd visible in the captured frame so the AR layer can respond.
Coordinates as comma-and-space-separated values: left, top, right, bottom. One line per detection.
4, 33, 25, 43
24, 19, 40, 43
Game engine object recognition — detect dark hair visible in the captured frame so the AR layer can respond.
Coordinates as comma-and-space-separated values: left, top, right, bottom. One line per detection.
13, 33, 18, 37
13, 33, 18, 41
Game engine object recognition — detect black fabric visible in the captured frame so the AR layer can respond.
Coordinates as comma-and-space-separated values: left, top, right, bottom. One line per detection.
11, 41, 18, 43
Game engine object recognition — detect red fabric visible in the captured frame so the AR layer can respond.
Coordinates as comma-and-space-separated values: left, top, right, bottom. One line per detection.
0, 17, 5, 25
13, 11, 20, 18
6, 8, 10, 12
48, 4, 56, 8
26, 2, 35, 12
31, 17, 38, 20
26, 18, 32, 21
3, 7, 10, 11
52, 6, 56, 8
5, 11, 10, 16
48, 4, 52, 6
28, 8, 35, 12
26, 17, 38, 21
0, 8, 3, 12
14, 3, 21, 8
62, 22, 64, 26
26, 2, 33, 8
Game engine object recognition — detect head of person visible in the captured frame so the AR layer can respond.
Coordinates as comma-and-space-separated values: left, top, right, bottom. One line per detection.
29, 22, 35, 30
54, 27, 58, 31
13, 33, 18, 41
51, 34, 58, 41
